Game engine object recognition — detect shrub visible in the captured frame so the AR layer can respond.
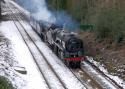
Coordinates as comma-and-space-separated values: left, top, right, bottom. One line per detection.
0, 76, 14, 89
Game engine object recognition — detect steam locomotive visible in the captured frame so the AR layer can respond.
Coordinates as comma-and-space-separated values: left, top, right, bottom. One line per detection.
30, 16, 85, 68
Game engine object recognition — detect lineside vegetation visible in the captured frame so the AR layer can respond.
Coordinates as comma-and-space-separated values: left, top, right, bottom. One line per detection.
0, 76, 14, 89
47, 0, 125, 44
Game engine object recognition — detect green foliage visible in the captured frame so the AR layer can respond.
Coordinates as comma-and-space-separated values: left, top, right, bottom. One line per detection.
0, 76, 14, 89
47, 0, 67, 10
47, 0, 125, 43
47, 0, 87, 24
95, 7, 125, 43
80, 24, 93, 31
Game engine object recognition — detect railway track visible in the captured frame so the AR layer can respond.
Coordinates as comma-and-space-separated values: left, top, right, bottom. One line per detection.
5, 2, 92, 89
70, 68, 103, 89
81, 59, 123, 89
5, 4, 68, 89
7, 4, 99, 89
67, 58, 123, 89
4, 1, 86, 89
4, 1, 123, 89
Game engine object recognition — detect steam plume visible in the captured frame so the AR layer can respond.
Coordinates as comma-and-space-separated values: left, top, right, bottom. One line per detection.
15, 0, 78, 30
15, 0, 55, 22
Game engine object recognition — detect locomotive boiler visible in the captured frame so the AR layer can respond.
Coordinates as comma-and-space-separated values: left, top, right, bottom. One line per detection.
45, 24, 85, 67
30, 17, 85, 68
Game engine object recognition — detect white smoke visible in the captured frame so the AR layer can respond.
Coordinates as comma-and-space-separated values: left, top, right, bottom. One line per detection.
31, 0, 55, 23
15, 0, 55, 23
15, 0, 78, 30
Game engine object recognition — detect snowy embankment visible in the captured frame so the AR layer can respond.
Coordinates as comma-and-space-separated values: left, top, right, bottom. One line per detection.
0, 0, 49, 88
1, 1, 86, 89
0, 21, 48, 89
0, 30, 26, 88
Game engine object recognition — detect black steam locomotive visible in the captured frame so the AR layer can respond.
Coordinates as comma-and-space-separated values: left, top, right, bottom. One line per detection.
30, 16, 85, 67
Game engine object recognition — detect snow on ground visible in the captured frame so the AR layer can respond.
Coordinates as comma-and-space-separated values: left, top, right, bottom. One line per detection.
1, 1, 86, 89
16, 21, 65, 89
9, 0, 30, 17
0, 21, 48, 89
0, 31, 26, 88
1, 0, 124, 89
87, 56, 125, 89
19, 20, 86, 89
82, 61, 117, 89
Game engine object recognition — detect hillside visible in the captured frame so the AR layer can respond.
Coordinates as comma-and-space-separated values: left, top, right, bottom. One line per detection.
47, 0, 125, 81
